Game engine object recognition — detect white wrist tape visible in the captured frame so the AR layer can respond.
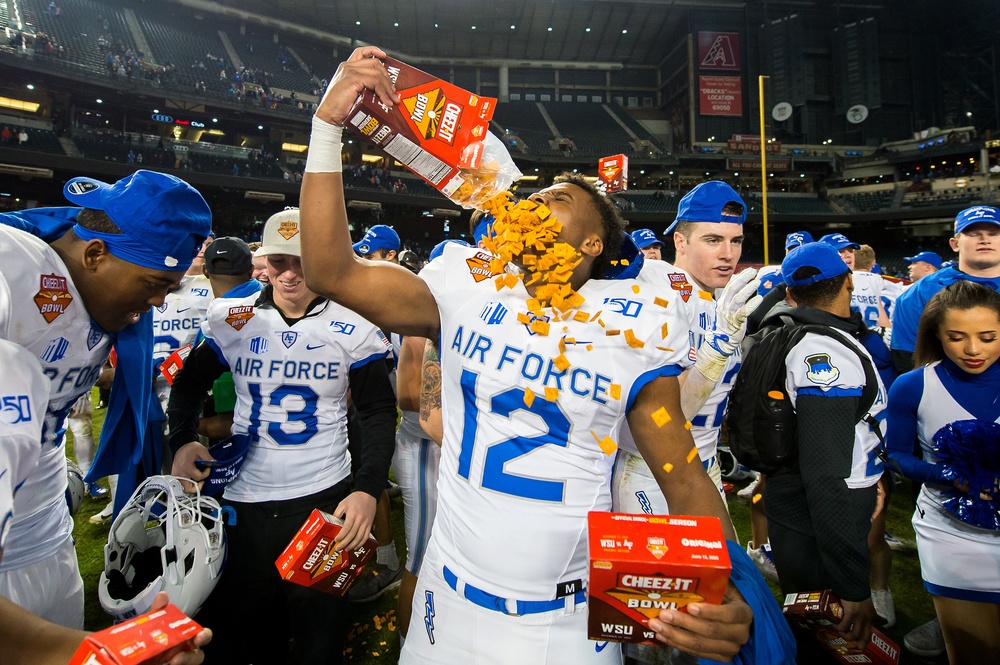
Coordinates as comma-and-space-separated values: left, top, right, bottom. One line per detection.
305, 116, 344, 173
694, 342, 729, 385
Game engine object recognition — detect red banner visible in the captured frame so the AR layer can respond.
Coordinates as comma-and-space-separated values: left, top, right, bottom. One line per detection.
699, 76, 742, 116
698, 32, 741, 70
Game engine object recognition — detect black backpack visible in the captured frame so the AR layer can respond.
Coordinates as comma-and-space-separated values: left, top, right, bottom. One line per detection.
724, 316, 880, 476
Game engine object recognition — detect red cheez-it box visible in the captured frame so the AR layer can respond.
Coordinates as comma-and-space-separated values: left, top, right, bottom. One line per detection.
275, 508, 377, 595
69, 604, 201, 665
784, 591, 900, 664
587, 512, 731, 644
598, 154, 629, 193
346, 57, 495, 195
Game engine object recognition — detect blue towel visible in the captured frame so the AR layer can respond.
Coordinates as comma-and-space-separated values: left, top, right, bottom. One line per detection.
700, 541, 797, 665
0, 207, 162, 517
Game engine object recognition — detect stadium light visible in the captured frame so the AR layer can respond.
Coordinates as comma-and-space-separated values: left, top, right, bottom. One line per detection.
510, 25, 515, 30
547, 27, 552, 32
0, 97, 40, 113
258, 125, 264, 130
96, 99, 103, 104
586, 27, 592, 32
212, 118, 218, 123
356, 20, 361, 25
26, 84, 34, 90
471, 25, 477, 30
394, 22, 399, 27
153, 108, 159, 113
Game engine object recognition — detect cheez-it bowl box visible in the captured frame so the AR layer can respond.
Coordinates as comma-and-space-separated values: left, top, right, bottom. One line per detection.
782, 590, 845, 622
587, 512, 731, 645
69, 604, 201, 665
275, 508, 377, 595
346, 56, 496, 200
598, 154, 629, 193
785, 590, 900, 665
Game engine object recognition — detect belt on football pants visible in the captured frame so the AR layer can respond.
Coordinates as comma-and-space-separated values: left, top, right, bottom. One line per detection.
442, 566, 587, 616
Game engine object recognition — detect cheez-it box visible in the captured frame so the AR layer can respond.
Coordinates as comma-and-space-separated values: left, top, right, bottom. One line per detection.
587, 512, 731, 645
275, 508, 377, 595
68, 604, 202, 665
785, 590, 900, 665
598, 154, 629, 193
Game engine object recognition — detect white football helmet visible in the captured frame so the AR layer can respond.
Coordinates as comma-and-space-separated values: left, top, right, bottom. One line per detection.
65, 460, 84, 515
99, 475, 226, 622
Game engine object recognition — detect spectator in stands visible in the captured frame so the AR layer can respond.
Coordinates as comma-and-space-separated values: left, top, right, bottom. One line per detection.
1, 126, 11, 144
630, 228, 663, 261
17, 129, 27, 146
905, 251, 942, 282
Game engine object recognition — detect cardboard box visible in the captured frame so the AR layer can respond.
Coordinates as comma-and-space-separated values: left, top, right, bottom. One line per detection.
598, 154, 629, 193
275, 508, 377, 595
784, 590, 900, 665
346, 57, 496, 201
587, 512, 731, 644
68, 604, 202, 665
159, 345, 191, 385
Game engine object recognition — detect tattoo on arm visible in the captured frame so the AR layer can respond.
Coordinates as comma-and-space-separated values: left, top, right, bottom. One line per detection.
419, 342, 442, 423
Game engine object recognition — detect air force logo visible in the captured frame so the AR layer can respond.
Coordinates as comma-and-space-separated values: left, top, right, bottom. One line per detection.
804, 353, 840, 385
281, 331, 298, 349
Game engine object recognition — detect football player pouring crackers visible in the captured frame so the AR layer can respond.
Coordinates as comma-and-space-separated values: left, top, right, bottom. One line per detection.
299, 46, 793, 665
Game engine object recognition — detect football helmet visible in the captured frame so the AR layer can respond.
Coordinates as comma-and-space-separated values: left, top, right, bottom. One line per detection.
65, 460, 84, 515
99, 475, 226, 622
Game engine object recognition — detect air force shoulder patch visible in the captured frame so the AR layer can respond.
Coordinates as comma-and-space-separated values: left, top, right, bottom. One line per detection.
804, 353, 840, 385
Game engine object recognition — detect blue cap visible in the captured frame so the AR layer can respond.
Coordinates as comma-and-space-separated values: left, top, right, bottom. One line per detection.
429, 239, 471, 262
353, 224, 400, 255
665, 181, 747, 234
818, 233, 860, 251
195, 435, 251, 497
782, 242, 851, 287
785, 231, 814, 250
473, 213, 494, 245
64, 170, 212, 271
941, 260, 957, 270
903, 251, 942, 269
871, 263, 882, 274
631, 228, 663, 249
954, 206, 1000, 233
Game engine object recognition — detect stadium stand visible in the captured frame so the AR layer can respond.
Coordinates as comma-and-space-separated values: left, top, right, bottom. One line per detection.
19, 0, 138, 73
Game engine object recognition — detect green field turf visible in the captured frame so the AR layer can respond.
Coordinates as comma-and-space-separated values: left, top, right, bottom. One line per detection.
68, 389, 943, 664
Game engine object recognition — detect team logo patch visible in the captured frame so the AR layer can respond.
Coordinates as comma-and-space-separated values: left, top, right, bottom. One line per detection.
249, 336, 269, 355
375, 329, 392, 347
357, 243, 370, 254
646, 537, 668, 560
0, 394, 32, 424
667, 272, 693, 303
479, 301, 508, 325
65, 180, 100, 195
635, 491, 653, 515
86, 326, 104, 351
466, 252, 498, 283
330, 321, 356, 336
41, 337, 70, 363
281, 331, 298, 349
226, 306, 255, 331
804, 353, 840, 385
308, 540, 344, 581
33, 274, 73, 323
424, 590, 436, 645
156, 303, 168, 313
277, 220, 299, 240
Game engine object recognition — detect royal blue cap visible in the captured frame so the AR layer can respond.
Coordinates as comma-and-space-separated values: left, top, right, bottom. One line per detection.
782, 242, 851, 287
785, 231, 814, 250
954, 206, 1000, 233
353, 224, 400, 255
429, 239, 471, 262
871, 263, 882, 274
903, 251, 942, 269
64, 170, 212, 271
818, 233, 860, 251
665, 181, 747, 234
473, 213, 494, 245
630, 228, 663, 249
196, 435, 251, 497
941, 260, 958, 270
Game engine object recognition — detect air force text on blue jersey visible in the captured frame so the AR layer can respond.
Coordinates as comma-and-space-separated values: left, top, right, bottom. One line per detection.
451, 325, 613, 404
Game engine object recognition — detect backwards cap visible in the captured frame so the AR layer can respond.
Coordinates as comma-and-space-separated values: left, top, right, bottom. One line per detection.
64, 170, 211, 271
782, 242, 851, 287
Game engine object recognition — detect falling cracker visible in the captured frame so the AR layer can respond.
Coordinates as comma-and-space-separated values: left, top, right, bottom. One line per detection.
631, 284, 640, 294
698, 290, 714, 301
573, 311, 591, 323
558, 338, 567, 353
605, 329, 620, 336
624, 329, 645, 349
686, 446, 699, 463
517, 312, 532, 324
609, 384, 621, 400
504, 273, 521, 289
597, 318, 606, 328
590, 310, 603, 321
494, 275, 507, 291
620, 259, 630, 266
523, 387, 536, 407
654, 296, 669, 308
661, 322, 669, 339
684, 421, 692, 430
655, 346, 675, 352
530, 319, 550, 336
662, 462, 674, 473
599, 436, 618, 456
586, 344, 593, 351
610, 260, 619, 266
752, 493, 763, 504
553, 354, 571, 371
652, 407, 671, 427
545, 387, 559, 401
591, 430, 602, 444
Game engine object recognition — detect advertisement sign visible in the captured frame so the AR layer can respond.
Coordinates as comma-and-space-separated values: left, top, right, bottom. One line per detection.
698, 32, 741, 70
699, 76, 742, 116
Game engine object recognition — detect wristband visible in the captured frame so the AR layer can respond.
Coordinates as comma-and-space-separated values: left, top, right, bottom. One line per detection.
305, 116, 344, 173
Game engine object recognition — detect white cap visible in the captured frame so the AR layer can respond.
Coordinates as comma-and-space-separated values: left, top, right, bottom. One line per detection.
257, 208, 301, 257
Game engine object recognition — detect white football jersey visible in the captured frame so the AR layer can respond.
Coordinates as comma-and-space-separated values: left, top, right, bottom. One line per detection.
784, 329, 886, 489
202, 291, 392, 503
880, 278, 906, 323
0, 340, 50, 558
152, 273, 213, 406
851, 271, 886, 329
421, 244, 692, 600
0, 226, 112, 570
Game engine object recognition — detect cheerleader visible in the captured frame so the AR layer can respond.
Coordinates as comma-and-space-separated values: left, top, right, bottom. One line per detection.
886, 281, 1000, 662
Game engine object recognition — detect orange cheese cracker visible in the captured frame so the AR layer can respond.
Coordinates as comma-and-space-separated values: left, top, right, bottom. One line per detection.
686, 447, 698, 463
651, 407, 671, 428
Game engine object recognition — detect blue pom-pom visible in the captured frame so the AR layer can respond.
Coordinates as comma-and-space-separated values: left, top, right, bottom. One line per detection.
932, 420, 1000, 530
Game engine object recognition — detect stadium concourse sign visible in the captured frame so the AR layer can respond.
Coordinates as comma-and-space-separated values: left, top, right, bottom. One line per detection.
727, 158, 791, 172
699, 76, 742, 116
727, 135, 781, 154
698, 32, 741, 70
